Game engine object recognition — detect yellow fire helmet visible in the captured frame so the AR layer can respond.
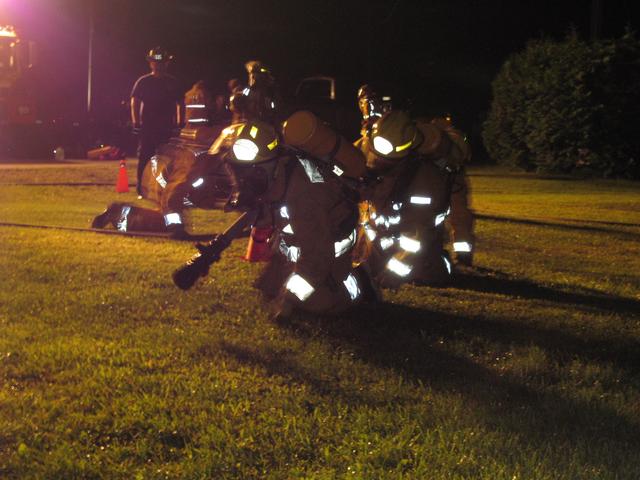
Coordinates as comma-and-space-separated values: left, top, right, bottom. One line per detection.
370, 110, 423, 159
230, 119, 280, 163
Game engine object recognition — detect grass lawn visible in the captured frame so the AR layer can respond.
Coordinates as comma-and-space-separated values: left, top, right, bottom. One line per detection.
1, 160, 639, 479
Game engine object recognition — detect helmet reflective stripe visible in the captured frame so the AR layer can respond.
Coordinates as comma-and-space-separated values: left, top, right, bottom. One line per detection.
164, 213, 182, 226
279, 238, 300, 262
267, 137, 278, 150
379, 237, 395, 250
282, 224, 294, 234
343, 273, 361, 301
186, 104, 206, 109
392, 202, 403, 211
332, 165, 344, 176
453, 241, 472, 253
116, 206, 131, 232
435, 212, 447, 226
386, 257, 412, 277
364, 224, 377, 241
233, 139, 259, 161
298, 158, 324, 183
188, 118, 209, 123
373, 136, 393, 155
443, 255, 452, 274
155, 173, 167, 188
395, 139, 413, 152
191, 177, 204, 188
410, 195, 432, 205
285, 274, 315, 301
398, 235, 421, 253
334, 229, 357, 257
280, 206, 290, 219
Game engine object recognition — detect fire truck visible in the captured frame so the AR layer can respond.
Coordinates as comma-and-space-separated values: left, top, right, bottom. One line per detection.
0, 25, 40, 158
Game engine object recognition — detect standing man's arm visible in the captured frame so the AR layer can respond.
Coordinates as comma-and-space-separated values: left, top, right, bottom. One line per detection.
131, 97, 142, 127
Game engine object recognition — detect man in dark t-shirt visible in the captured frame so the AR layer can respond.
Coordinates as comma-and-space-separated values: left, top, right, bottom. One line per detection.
130, 47, 182, 196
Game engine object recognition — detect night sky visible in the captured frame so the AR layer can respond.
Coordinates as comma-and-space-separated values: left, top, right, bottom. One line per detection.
3, 0, 639, 135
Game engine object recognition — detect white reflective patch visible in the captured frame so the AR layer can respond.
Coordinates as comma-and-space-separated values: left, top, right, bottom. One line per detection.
270, 101, 275, 109
188, 118, 209, 123
233, 139, 259, 161
373, 135, 394, 155
298, 158, 324, 183
398, 235, 421, 253
334, 229, 357, 257
453, 241, 472, 253
388, 214, 401, 225
410, 195, 432, 205
186, 104, 206, 108
183, 198, 194, 207
374, 215, 386, 226
116, 206, 131, 232
443, 255, 452, 274
280, 206, 290, 219
164, 213, 183, 226
379, 237, 395, 250
285, 274, 315, 301
435, 212, 447, 226
155, 173, 167, 189
386, 257, 412, 277
343, 273, 361, 301
242, 87, 250, 96
332, 165, 344, 176
392, 202, 403, 211
371, 212, 377, 220
364, 225, 377, 241
282, 224, 294, 234
279, 239, 300, 262
191, 177, 204, 188
150, 156, 159, 176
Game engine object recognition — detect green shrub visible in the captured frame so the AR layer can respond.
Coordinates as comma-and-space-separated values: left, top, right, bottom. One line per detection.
483, 31, 640, 178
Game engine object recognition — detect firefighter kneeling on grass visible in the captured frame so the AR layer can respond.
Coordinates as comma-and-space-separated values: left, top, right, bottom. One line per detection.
356, 110, 475, 287
184, 112, 376, 318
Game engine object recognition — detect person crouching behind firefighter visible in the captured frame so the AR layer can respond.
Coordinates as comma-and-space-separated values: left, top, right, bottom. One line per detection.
354, 110, 475, 288
91, 81, 225, 239
220, 114, 376, 319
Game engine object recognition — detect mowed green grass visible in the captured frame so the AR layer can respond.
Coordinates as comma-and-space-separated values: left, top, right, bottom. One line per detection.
0, 161, 639, 479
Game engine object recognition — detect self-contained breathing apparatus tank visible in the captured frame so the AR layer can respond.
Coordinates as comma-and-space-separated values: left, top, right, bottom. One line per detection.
283, 110, 367, 180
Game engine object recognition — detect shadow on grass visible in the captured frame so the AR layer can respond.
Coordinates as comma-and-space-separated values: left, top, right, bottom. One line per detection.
221, 299, 640, 473
306, 303, 639, 470
477, 213, 640, 239
454, 267, 640, 317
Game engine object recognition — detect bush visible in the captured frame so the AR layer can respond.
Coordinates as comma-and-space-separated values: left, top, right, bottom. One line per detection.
483, 31, 640, 178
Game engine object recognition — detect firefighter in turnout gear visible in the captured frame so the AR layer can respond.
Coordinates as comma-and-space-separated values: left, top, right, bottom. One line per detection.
356, 110, 475, 288
220, 113, 374, 317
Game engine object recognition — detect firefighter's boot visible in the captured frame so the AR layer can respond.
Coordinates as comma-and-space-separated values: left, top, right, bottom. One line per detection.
91, 203, 127, 229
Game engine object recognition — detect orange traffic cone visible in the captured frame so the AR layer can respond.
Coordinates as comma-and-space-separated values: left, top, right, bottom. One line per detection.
244, 226, 273, 262
116, 159, 130, 193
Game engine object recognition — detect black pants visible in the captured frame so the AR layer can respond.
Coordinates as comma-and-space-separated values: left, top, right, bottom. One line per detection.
137, 129, 171, 195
